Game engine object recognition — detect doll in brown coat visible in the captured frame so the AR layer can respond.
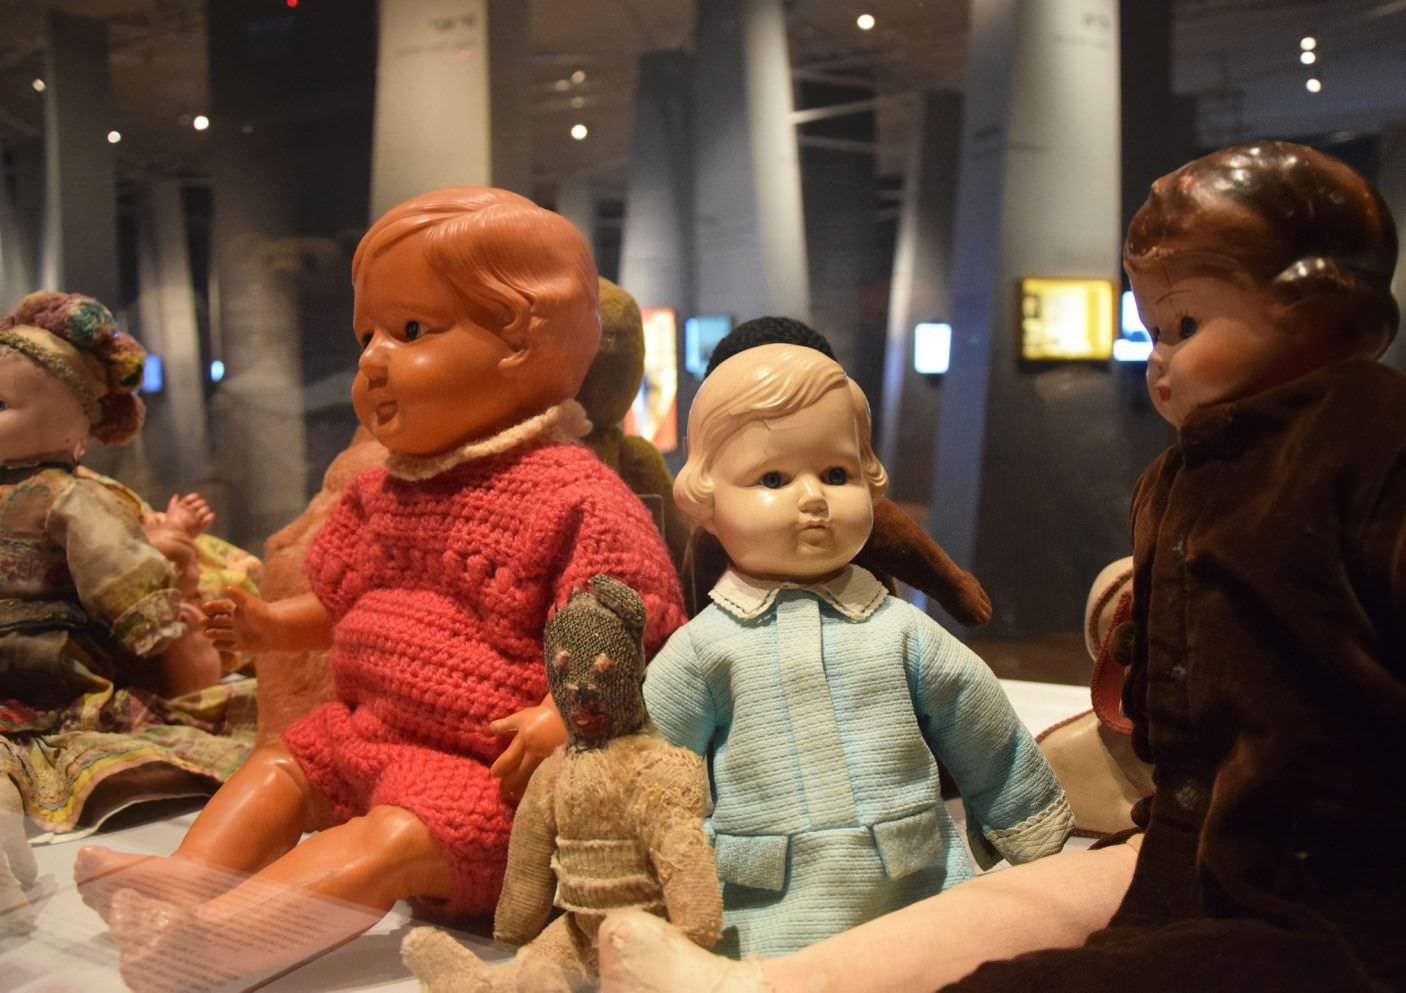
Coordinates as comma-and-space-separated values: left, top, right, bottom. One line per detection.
402, 574, 720, 993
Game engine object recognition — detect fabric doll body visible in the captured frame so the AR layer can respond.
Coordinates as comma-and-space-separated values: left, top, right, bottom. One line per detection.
403, 574, 718, 993
645, 565, 1068, 957
287, 409, 686, 913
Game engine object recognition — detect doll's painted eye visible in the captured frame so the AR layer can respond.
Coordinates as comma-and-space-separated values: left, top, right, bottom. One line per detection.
823, 467, 848, 485
404, 321, 422, 341
358, 333, 372, 351
760, 471, 785, 489
0, 401, 7, 411
1178, 315, 1198, 339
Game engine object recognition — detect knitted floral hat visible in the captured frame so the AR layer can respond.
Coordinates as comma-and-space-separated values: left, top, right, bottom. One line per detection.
0, 291, 147, 445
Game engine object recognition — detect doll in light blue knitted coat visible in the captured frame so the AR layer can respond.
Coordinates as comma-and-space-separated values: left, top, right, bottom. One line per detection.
643, 342, 1073, 959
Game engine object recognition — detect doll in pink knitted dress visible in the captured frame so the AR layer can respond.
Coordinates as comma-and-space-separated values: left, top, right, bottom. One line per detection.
74, 187, 686, 991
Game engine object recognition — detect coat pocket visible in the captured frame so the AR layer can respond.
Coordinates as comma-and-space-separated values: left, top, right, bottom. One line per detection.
713, 832, 790, 891
871, 807, 943, 880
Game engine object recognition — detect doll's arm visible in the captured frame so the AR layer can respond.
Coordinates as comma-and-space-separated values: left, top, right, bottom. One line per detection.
202, 590, 334, 654
641, 628, 718, 756
489, 695, 566, 800
910, 618, 1072, 868
49, 477, 183, 657
493, 750, 562, 946
635, 746, 722, 950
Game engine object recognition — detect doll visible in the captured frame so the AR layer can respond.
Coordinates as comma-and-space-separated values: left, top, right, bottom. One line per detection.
640, 342, 1070, 958
75, 187, 686, 990
595, 141, 1406, 993
684, 315, 992, 626
0, 292, 254, 921
141, 492, 226, 696
403, 574, 720, 993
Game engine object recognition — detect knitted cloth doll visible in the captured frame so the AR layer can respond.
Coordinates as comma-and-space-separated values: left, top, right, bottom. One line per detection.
403, 575, 719, 993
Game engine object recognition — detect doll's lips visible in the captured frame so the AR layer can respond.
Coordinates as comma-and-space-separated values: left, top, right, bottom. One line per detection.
374, 400, 397, 426
571, 707, 610, 736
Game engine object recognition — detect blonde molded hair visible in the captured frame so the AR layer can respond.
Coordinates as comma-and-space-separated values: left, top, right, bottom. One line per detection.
352, 186, 601, 393
674, 343, 888, 523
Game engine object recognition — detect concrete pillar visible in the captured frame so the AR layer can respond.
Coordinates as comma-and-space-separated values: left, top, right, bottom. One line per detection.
556, 175, 598, 258
620, 50, 695, 460
1377, 125, 1406, 374
928, 0, 1169, 638
370, 0, 530, 218
878, 90, 962, 500
205, 0, 375, 548
0, 140, 42, 312
797, 80, 886, 423
692, 0, 809, 324
136, 180, 209, 493
41, 12, 118, 303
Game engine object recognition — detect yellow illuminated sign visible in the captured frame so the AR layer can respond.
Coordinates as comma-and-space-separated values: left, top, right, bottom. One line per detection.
1018, 278, 1115, 361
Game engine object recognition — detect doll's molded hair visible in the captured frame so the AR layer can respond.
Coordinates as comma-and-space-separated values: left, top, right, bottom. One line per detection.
1124, 141, 1399, 351
352, 186, 601, 392
674, 343, 888, 523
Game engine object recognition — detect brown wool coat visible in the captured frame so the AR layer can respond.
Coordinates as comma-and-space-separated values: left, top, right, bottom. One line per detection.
945, 360, 1406, 993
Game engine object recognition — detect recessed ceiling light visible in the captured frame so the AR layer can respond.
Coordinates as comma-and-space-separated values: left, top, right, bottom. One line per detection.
31, 78, 45, 93
106, 130, 122, 144
857, 13, 876, 30
570, 123, 589, 141
570, 69, 587, 85
554, 79, 571, 92
1300, 50, 1317, 65
1300, 35, 1317, 51
193, 114, 210, 131
1305, 77, 1322, 93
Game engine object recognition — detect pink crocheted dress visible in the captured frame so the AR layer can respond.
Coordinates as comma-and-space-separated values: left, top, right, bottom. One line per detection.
282, 411, 685, 915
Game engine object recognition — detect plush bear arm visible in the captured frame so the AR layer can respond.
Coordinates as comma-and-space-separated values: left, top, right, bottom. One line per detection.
493, 749, 562, 946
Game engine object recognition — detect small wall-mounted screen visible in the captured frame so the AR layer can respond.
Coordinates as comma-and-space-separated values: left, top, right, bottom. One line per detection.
683, 314, 733, 378
913, 322, 952, 374
142, 354, 164, 393
1018, 278, 1115, 361
1114, 290, 1153, 362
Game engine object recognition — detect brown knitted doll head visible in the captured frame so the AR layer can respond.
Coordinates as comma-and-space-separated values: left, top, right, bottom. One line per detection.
543, 574, 649, 750
0, 291, 147, 446
1125, 141, 1399, 355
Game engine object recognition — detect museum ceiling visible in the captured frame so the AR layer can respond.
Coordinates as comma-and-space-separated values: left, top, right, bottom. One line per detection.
0, 0, 1402, 190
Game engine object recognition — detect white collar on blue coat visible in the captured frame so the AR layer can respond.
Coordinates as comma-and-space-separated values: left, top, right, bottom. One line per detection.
708, 564, 888, 622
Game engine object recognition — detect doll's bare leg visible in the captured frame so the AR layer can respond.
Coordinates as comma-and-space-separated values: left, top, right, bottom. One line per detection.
75, 739, 323, 919
599, 842, 1139, 993
108, 803, 454, 992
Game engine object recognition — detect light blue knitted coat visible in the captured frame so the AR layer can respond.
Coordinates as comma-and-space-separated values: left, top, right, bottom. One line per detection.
643, 566, 1072, 957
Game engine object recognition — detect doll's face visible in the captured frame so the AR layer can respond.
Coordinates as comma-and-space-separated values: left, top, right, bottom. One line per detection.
703, 387, 873, 583
0, 351, 89, 463
1131, 261, 1302, 429
351, 236, 539, 455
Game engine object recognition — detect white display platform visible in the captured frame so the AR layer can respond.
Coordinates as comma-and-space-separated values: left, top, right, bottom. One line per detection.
3, 679, 1090, 993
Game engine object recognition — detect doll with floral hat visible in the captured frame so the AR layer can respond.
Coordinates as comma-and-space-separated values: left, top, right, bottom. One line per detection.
75, 187, 685, 991
0, 292, 255, 925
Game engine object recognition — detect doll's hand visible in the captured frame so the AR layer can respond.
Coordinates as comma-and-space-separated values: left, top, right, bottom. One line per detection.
489, 698, 566, 800
202, 587, 277, 653
165, 493, 215, 537
0, 778, 37, 934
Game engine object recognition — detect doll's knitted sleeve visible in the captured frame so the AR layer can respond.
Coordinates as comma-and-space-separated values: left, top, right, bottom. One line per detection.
493, 749, 561, 947
303, 469, 373, 621
549, 471, 686, 659
908, 609, 1072, 868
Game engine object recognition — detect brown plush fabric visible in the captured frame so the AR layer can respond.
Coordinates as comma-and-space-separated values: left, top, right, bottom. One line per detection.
941, 360, 1406, 993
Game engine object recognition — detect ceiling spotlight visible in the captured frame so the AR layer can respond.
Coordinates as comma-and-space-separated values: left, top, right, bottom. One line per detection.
1305, 77, 1322, 93
107, 130, 122, 144
1300, 50, 1317, 65
1300, 35, 1317, 51
570, 69, 587, 85
193, 114, 210, 131
856, 13, 876, 30
570, 123, 589, 141
553, 79, 571, 92
31, 78, 46, 93
570, 95, 586, 109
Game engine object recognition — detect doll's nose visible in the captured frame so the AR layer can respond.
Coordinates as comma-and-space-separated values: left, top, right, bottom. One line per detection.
798, 477, 827, 511
358, 331, 391, 375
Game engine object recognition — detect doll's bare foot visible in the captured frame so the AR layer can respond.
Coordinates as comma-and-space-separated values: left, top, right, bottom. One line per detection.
402, 927, 494, 993
109, 888, 230, 993
75, 846, 234, 924
598, 910, 773, 993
